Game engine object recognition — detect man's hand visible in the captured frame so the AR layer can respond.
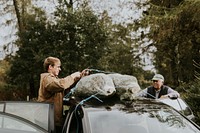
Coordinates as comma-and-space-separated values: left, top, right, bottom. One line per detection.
71, 72, 81, 81
159, 94, 178, 99
81, 69, 90, 77
159, 95, 169, 99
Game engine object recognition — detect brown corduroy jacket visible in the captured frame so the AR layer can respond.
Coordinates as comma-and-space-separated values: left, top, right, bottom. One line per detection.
37, 73, 75, 126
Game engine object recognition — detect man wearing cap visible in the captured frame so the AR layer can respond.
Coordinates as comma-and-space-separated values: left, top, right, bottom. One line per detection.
137, 74, 180, 99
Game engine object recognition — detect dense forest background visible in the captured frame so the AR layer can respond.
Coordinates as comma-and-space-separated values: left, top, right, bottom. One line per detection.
0, 0, 200, 125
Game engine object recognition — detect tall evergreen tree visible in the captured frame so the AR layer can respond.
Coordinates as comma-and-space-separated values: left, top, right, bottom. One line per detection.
133, 0, 200, 87
8, 1, 110, 98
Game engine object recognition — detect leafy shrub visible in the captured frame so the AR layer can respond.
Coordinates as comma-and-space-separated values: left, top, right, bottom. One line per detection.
177, 80, 200, 125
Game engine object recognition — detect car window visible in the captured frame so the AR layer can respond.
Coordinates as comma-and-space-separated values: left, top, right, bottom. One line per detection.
85, 105, 200, 133
0, 113, 45, 133
159, 98, 194, 120
0, 102, 54, 132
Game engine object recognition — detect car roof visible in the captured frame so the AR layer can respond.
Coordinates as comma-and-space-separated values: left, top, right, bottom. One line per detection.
68, 95, 173, 111
67, 94, 194, 118
66, 95, 200, 133
66, 95, 194, 121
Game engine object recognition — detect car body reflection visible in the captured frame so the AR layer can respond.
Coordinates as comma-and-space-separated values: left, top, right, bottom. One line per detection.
63, 97, 200, 133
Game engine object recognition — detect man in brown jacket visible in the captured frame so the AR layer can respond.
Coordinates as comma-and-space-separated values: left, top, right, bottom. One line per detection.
37, 56, 88, 132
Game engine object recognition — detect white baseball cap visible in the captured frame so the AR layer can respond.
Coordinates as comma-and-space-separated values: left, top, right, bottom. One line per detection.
152, 74, 164, 81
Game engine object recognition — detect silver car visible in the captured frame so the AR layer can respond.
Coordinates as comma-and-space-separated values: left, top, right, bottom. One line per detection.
62, 97, 200, 133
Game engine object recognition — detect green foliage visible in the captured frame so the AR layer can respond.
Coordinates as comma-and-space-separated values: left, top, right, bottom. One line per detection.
52, 8, 110, 74
8, 4, 111, 98
98, 23, 134, 74
133, 0, 200, 87
0, 60, 10, 89
4, 0, 152, 100
8, 7, 47, 88
135, 0, 200, 125
177, 80, 200, 125
0, 60, 26, 100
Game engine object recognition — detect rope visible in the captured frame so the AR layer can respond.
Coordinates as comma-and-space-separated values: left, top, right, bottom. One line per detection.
74, 93, 103, 133
64, 68, 115, 99
88, 68, 116, 74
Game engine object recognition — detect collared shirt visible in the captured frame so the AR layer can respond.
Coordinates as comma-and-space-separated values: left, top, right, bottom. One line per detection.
155, 89, 161, 99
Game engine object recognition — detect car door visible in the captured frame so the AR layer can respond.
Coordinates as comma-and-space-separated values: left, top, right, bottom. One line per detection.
63, 106, 83, 133
0, 101, 55, 133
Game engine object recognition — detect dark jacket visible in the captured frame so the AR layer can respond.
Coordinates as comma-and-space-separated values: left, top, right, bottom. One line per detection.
146, 85, 169, 99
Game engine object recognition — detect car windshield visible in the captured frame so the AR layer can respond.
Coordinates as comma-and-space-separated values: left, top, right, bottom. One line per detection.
159, 98, 193, 115
85, 104, 200, 133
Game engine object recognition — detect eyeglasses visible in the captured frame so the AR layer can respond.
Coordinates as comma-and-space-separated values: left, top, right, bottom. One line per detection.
153, 80, 158, 83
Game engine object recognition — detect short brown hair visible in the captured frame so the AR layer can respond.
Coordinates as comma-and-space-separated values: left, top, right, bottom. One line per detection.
43, 57, 60, 72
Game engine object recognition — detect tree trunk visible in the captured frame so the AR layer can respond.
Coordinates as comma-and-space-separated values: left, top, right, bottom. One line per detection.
29, 76, 36, 99
13, 0, 23, 33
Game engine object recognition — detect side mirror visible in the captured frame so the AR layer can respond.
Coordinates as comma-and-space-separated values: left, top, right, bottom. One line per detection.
168, 95, 178, 100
